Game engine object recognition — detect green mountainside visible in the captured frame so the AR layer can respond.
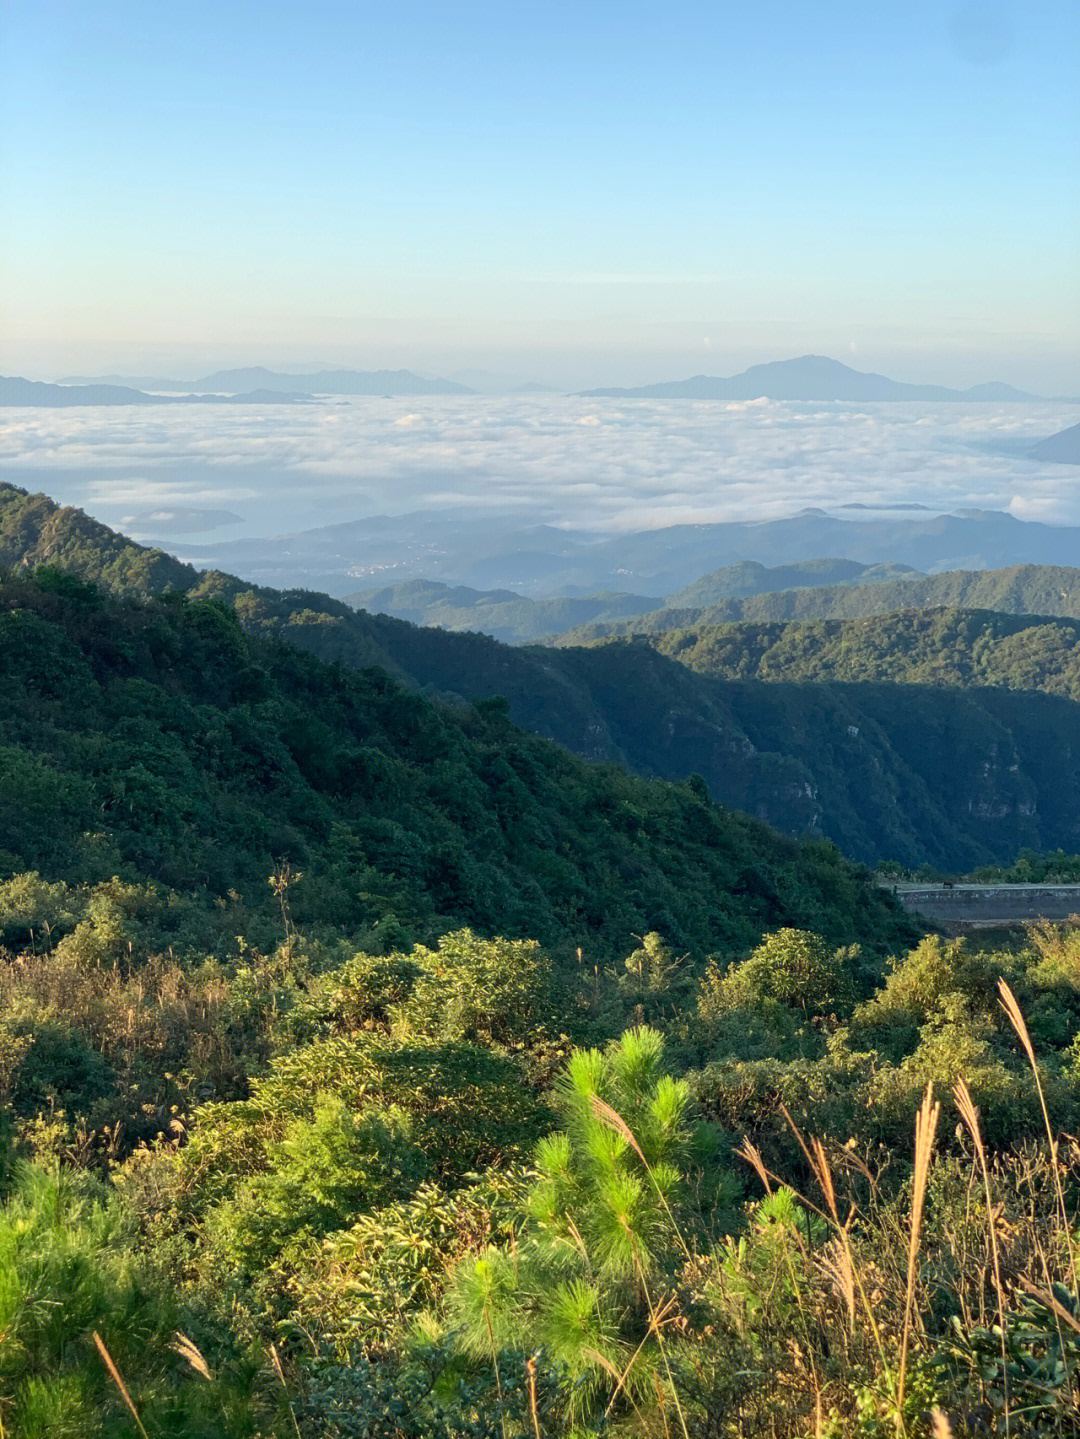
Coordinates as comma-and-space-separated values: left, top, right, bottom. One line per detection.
2, 567, 910, 960
345, 559, 1080, 651
663, 557, 918, 606
616, 609, 1080, 701
558, 561, 1080, 638
5, 483, 1080, 868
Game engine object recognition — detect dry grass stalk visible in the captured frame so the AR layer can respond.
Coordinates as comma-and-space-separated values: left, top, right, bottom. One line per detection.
1017, 1275, 1080, 1335
998, 979, 1080, 1298
930, 1410, 953, 1439
818, 1236, 857, 1334
171, 1331, 212, 1381
269, 1343, 303, 1439
589, 1339, 651, 1429
591, 1093, 693, 1263
775, 1106, 891, 1387
896, 1083, 941, 1434
591, 1094, 647, 1164
953, 1079, 1010, 1431
735, 1137, 772, 1196
525, 1354, 543, 1439
809, 1136, 839, 1224
635, 1272, 691, 1439
93, 1331, 149, 1439
651, 1368, 672, 1439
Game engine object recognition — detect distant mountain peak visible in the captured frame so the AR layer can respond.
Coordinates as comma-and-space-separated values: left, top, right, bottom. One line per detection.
579, 355, 1048, 402
1031, 422, 1080, 466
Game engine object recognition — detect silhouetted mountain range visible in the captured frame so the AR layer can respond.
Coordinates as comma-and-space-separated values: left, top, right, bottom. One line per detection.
580, 354, 1061, 401
48, 355, 1075, 402
56, 366, 474, 395
0, 377, 313, 407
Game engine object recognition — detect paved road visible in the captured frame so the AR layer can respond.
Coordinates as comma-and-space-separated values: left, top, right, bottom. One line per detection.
890, 884, 1080, 927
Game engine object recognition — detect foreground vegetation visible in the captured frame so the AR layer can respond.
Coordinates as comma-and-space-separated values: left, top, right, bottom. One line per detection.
2, 889, 1078, 1436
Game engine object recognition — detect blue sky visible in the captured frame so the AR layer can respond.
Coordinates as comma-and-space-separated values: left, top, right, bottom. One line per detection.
2, 0, 1077, 387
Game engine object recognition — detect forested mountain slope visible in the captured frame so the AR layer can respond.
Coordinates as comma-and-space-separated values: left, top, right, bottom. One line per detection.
557, 562, 1080, 637
610, 609, 1080, 701
5, 494, 1080, 1438
4, 483, 1080, 868
663, 557, 918, 607
0, 567, 911, 957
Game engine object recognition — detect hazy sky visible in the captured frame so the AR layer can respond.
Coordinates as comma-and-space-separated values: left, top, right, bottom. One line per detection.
2, 0, 1077, 389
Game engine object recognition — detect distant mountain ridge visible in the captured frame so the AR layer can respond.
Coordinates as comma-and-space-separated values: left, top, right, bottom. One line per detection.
184, 504, 1080, 598
580, 354, 1061, 401
49, 355, 1077, 402
346, 579, 661, 643
348, 561, 916, 643
0, 376, 313, 407
556, 563, 1080, 640
56, 366, 474, 395
351, 560, 1080, 646
665, 558, 918, 607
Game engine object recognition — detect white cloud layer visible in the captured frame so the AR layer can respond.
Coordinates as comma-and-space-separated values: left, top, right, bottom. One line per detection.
2, 396, 1079, 542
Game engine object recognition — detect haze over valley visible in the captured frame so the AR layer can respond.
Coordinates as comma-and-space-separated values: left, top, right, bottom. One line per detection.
2, 376, 1078, 588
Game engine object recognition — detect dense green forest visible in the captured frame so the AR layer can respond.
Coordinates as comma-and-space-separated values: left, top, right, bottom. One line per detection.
597, 609, 1080, 702
1, 562, 1078, 1436
2, 569, 906, 958
4, 484, 1080, 870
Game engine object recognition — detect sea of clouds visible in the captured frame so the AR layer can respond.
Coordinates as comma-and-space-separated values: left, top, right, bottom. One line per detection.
2, 395, 1077, 544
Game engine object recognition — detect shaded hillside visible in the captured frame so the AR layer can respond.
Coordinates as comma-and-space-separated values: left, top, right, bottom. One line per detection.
4, 484, 1080, 869
558, 562, 1080, 637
